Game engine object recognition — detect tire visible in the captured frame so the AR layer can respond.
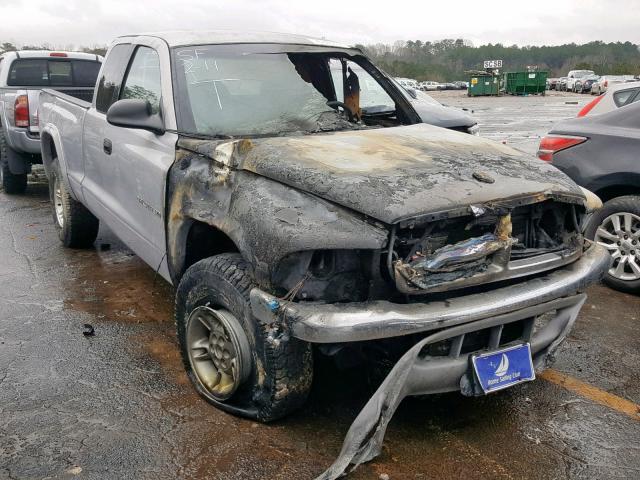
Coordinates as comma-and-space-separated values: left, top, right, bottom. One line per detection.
585, 195, 640, 294
176, 253, 313, 422
49, 159, 99, 248
0, 133, 28, 194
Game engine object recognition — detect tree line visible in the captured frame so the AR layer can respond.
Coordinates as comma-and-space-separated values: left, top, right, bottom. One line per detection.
355, 40, 640, 81
0, 42, 107, 57
2, 39, 639, 82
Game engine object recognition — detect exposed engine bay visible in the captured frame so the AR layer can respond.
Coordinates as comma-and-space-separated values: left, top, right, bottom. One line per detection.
392, 198, 584, 293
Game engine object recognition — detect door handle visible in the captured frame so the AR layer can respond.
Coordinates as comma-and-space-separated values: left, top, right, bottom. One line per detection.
103, 138, 112, 155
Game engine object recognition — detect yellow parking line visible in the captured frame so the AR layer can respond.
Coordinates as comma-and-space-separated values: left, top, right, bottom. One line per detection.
540, 369, 640, 420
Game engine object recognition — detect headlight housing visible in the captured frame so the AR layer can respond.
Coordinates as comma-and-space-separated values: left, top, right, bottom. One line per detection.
272, 250, 369, 302
579, 187, 603, 213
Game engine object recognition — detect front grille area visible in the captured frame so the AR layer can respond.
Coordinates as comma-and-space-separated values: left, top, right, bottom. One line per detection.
389, 199, 584, 294
393, 200, 580, 262
421, 317, 533, 358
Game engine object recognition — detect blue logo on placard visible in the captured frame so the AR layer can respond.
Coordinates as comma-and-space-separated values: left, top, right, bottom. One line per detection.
473, 344, 535, 393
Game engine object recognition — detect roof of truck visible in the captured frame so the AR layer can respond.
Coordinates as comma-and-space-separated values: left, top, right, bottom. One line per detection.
118, 30, 351, 49
0, 50, 101, 61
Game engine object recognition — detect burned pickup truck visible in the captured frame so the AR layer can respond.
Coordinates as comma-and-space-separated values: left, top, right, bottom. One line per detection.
38, 32, 609, 478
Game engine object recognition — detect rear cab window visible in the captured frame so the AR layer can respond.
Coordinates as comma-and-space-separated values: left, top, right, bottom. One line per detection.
7, 58, 101, 87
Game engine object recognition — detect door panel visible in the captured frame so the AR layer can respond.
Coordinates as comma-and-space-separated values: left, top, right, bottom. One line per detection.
81, 43, 176, 275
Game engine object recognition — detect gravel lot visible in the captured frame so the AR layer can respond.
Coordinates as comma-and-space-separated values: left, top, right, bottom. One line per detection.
1, 90, 639, 480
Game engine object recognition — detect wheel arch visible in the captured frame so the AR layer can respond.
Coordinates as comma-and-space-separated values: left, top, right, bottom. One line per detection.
169, 217, 241, 283
593, 183, 640, 203
40, 130, 57, 176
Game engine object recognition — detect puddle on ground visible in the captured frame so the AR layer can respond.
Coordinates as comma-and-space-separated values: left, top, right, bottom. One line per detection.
64, 248, 174, 324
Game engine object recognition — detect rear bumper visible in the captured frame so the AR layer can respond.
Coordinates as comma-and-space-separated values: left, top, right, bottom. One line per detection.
250, 242, 610, 344
5, 126, 41, 155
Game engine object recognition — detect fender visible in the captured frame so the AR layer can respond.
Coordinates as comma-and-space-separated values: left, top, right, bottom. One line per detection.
40, 123, 81, 201
588, 172, 640, 196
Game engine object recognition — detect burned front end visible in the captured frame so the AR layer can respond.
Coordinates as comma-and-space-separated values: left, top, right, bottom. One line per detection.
253, 192, 607, 350
251, 193, 609, 478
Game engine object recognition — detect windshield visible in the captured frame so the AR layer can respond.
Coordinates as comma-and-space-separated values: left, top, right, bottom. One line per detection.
172, 45, 400, 137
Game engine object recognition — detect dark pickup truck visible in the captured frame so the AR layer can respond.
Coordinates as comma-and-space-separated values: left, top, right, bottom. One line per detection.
39, 31, 609, 479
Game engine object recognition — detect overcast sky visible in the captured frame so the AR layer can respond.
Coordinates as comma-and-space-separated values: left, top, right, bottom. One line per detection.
1, 0, 639, 48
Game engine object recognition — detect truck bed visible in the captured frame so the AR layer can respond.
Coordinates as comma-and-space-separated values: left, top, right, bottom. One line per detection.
39, 89, 93, 198
41, 88, 93, 110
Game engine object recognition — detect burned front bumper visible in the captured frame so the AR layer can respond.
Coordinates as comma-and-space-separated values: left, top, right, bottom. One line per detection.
302, 243, 609, 480
250, 242, 609, 344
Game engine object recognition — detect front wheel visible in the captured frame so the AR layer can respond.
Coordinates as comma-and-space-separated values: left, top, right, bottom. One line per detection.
175, 253, 313, 422
585, 196, 640, 293
49, 160, 99, 248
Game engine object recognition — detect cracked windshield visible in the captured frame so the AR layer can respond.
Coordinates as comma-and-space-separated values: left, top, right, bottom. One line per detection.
172, 46, 396, 136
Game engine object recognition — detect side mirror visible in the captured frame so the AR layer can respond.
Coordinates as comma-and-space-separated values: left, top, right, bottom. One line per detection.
106, 99, 165, 135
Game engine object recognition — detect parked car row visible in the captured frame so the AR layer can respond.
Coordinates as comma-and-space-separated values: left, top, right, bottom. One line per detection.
549, 70, 638, 95
0, 33, 613, 480
590, 75, 638, 95
573, 74, 600, 94
395, 78, 469, 91
419, 80, 468, 91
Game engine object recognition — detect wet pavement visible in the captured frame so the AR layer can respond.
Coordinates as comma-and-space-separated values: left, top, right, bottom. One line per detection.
431, 89, 592, 156
1, 92, 640, 480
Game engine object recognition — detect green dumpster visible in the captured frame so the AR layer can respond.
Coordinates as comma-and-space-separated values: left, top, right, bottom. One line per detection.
467, 74, 500, 96
503, 71, 548, 95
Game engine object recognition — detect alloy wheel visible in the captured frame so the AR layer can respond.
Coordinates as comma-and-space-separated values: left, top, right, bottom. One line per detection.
186, 306, 251, 401
54, 176, 65, 228
594, 212, 640, 281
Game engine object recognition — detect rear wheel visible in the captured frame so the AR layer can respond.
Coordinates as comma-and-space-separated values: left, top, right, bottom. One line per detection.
176, 253, 313, 422
49, 159, 99, 248
586, 196, 640, 293
0, 133, 27, 194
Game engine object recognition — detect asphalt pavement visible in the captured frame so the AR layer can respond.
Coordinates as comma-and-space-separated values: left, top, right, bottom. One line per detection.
1, 91, 639, 480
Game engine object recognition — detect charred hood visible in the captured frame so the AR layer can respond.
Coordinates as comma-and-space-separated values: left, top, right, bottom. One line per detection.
178, 124, 584, 224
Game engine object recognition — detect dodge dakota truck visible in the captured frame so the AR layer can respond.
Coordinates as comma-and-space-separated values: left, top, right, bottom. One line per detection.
0, 50, 101, 193
39, 32, 610, 478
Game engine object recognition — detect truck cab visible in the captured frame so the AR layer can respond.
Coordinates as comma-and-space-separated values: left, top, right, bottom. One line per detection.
0, 50, 101, 193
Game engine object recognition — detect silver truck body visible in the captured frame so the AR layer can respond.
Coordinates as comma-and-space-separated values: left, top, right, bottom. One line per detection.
39, 31, 610, 479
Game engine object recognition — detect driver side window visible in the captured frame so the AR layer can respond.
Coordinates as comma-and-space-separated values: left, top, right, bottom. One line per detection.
330, 59, 394, 111
121, 46, 162, 114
